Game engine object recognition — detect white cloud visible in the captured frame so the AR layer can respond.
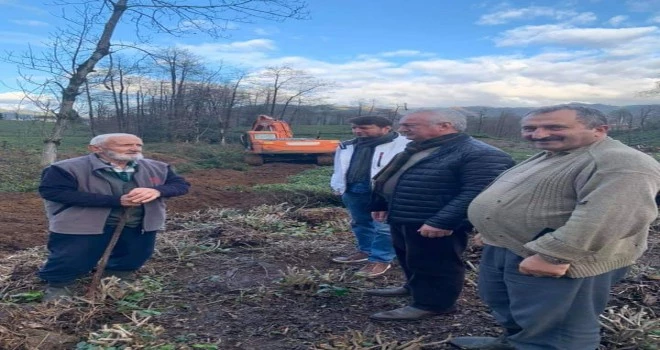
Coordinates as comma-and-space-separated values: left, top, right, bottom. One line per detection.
0, 91, 27, 104
494, 25, 658, 47
0, 91, 45, 111
478, 7, 596, 25
183, 37, 660, 108
4, 28, 660, 110
379, 50, 435, 58
602, 34, 660, 56
179, 39, 275, 55
569, 12, 598, 25
607, 15, 628, 26
9, 19, 48, 27
158, 33, 660, 107
651, 15, 660, 23
224, 39, 274, 51
254, 27, 279, 36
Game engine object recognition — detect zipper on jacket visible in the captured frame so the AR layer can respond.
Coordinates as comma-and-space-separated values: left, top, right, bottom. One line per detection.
377, 152, 384, 167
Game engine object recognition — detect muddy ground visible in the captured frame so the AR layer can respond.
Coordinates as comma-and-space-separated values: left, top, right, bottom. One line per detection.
0, 163, 658, 349
0, 163, 315, 257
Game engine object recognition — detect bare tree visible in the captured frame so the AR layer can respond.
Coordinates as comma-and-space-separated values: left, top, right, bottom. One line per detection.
261, 66, 298, 116
256, 65, 328, 120
83, 80, 98, 136
637, 105, 660, 130
4, 0, 308, 164
278, 78, 329, 119
148, 48, 209, 141
608, 108, 633, 132
219, 71, 247, 145
474, 107, 489, 135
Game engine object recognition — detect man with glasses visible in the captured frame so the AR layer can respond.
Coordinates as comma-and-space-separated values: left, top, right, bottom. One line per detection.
366, 109, 514, 321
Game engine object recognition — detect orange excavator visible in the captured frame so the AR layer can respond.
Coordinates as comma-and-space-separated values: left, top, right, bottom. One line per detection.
240, 115, 340, 166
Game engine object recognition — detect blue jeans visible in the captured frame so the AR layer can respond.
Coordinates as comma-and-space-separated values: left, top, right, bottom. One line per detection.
342, 191, 394, 263
478, 245, 628, 350
39, 225, 156, 286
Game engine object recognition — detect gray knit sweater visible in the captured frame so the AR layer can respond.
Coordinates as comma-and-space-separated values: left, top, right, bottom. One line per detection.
468, 137, 660, 278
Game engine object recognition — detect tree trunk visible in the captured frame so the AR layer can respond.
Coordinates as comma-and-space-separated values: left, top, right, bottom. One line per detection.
42, 0, 128, 165
84, 80, 97, 137
42, 136, 61, 166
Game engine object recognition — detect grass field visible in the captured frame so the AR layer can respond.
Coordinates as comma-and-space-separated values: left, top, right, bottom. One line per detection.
0, 120, 91, 153
1, 119, 658, 192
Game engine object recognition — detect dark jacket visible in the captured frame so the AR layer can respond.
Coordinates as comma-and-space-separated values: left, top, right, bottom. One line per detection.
39, 154, 190, 234
372, 133, 514, 229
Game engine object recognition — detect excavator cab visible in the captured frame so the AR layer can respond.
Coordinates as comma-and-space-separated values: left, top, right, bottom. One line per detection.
242, 115, 339, 166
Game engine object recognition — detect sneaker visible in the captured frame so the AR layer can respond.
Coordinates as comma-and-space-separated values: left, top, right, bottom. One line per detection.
332, 251, 369, 264
354, 262, 391, 278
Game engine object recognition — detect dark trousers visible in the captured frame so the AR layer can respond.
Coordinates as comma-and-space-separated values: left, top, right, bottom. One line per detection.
478, 245, 628, 350
390, 223, 468, 312
39, 225, 156, 286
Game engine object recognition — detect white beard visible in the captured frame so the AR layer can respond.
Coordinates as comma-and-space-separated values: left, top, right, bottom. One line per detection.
104, 150, 144, 162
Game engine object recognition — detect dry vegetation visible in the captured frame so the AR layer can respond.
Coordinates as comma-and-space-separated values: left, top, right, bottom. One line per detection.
0, 204, 658, 350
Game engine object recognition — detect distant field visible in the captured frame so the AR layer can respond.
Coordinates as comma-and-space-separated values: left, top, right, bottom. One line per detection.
610, 129, 660, 147
291, 124, 353, 140
1, 119, 657, 192
2, 120, 656, 159
0, 120, 90, 153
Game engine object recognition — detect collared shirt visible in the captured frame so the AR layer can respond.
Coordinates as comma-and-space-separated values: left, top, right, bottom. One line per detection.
95, 155, 138, 182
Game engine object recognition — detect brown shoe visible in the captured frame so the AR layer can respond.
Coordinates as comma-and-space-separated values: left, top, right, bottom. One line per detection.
370, 305, 454, 321
332, 251, 369, 263
354, 262, 391, 278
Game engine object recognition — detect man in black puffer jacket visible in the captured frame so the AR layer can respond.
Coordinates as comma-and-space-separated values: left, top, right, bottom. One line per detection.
366, 109, 514, 321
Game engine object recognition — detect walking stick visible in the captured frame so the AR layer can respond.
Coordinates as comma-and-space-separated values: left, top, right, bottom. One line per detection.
87, 208, 129, 299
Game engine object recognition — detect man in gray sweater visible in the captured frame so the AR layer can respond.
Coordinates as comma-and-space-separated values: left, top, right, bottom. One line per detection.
450, 105, 660, 350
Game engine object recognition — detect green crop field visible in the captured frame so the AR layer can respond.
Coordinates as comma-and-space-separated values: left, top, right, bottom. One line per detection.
0, 120, 91, 153
1, 119, 657, 192
291, 124, 353, 140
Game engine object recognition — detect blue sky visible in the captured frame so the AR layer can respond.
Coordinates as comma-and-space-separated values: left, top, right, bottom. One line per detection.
0, 0, 659, 110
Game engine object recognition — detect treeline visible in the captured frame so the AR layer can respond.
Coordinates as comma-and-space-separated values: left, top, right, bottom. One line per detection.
461, 105, 660, 147
54, 47, 411, 144
75, 76, 660, 147
61, 49, 341, 144
30, 45, 659, 147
